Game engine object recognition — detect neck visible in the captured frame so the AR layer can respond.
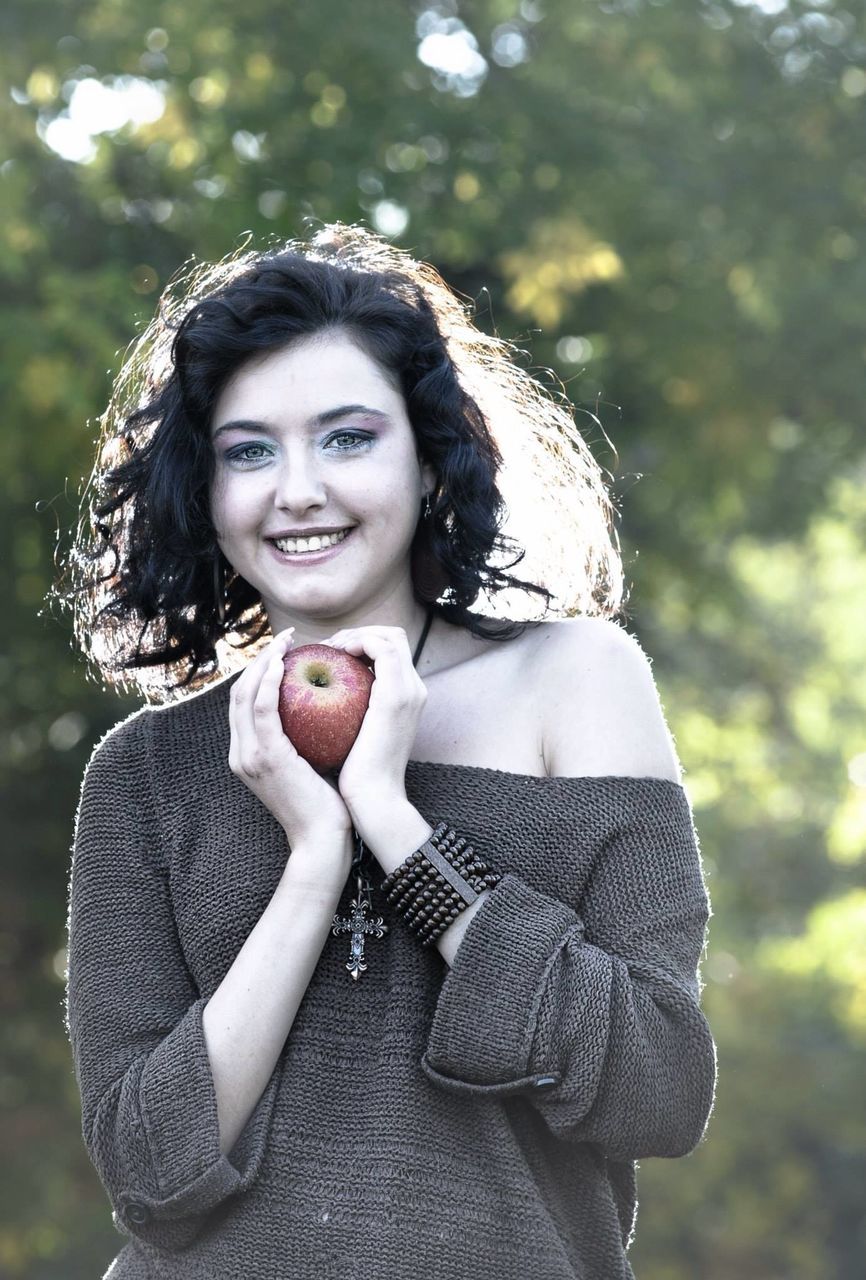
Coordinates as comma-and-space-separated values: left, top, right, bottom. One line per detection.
264, 596, 433, 657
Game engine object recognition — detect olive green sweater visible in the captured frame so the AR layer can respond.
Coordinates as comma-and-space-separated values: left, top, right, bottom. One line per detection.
65, 672, 716, 1279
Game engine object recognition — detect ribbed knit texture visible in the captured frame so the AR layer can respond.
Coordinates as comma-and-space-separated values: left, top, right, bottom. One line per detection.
64, 672, 716, 1279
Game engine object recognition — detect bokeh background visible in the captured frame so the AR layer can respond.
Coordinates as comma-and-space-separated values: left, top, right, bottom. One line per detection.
3, 0, 865, 1275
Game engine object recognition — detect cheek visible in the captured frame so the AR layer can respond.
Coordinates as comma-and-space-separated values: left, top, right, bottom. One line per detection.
208, 474, 254, 539
374, 444, 423, 507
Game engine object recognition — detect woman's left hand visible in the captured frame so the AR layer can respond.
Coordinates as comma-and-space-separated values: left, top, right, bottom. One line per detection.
322, 625, 427, 824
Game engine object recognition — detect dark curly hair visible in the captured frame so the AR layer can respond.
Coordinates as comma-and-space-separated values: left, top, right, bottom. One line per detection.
57, 223, 626, 702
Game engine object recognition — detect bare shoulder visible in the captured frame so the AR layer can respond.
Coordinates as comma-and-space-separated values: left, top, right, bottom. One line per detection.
535, 617, 684, 783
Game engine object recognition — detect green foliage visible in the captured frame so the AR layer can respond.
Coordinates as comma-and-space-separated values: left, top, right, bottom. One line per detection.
2, 0, 865, 1274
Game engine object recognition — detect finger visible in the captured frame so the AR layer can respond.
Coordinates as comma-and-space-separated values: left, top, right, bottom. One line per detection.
330, 628, 408, 657
234, 629, 294, 748
233, 627, 294, 700
252, 648, 296, 752
337, 632, 422, 707
339, 630, 413, 664
236, 653, 290, 776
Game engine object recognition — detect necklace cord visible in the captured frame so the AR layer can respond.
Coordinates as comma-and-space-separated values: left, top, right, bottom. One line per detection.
412, 604, 435, 669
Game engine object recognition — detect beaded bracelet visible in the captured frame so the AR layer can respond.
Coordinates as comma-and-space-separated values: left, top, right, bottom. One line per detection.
380, 821, 502, 947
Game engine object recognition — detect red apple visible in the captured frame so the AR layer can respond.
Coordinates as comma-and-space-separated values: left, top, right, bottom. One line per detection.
278, 644, 375, 775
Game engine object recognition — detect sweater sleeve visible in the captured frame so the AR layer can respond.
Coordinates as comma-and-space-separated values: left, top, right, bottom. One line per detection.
64, 712, 282, 1252
420, 781, 717, 1162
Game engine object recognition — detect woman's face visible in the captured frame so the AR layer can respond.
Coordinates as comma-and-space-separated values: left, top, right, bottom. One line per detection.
208, 329, 437, 632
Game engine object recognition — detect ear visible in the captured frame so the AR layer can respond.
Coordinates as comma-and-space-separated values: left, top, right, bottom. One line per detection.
420, 458, 438, 496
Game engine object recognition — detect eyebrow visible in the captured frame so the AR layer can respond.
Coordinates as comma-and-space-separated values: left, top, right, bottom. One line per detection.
211, 404, 391, 439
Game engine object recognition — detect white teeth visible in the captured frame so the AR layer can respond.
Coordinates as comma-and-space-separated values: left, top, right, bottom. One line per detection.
273, 529, 349, 554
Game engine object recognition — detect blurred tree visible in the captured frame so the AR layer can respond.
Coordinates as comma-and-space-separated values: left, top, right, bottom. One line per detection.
1, 0, 864, 1275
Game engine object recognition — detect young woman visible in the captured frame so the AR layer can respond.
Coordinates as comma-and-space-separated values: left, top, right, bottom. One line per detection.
62, 223, 716, 1278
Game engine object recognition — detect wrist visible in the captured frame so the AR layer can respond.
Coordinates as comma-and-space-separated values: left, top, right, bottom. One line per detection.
281, 822, 354, 849
353, 800, 433, 877
379, 819, 502, 961
281, 828, 354, 901
435, 890, 492, 969
276, 866, 344, 910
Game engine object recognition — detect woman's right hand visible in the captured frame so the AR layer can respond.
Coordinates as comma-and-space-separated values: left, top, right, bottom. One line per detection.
228, 628, 355, 888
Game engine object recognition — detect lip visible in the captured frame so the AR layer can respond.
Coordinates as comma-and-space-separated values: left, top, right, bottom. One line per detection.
266, 527, 355, 565
265, 526, 354, 539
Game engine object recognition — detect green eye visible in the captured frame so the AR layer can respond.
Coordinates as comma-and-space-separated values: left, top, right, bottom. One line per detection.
225, 443, 271, 463
328, 431, 372, 450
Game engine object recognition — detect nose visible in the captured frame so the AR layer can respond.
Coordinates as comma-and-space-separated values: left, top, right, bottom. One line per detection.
272, 448, 327, 514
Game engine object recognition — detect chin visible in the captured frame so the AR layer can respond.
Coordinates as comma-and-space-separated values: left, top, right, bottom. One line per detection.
261, 588, 355, 623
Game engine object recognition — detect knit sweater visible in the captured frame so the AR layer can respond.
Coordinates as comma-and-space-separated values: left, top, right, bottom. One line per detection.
64, 671, 716, 1280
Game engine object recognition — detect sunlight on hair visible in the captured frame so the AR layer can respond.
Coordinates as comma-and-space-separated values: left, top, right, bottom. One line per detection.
62, 222, 626, 700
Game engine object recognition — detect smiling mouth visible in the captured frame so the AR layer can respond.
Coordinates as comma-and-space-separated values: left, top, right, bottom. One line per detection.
270, 528, 353, 555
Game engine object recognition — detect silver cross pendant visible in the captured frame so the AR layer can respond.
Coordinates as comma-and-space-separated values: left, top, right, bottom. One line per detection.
331, 833, 388, 981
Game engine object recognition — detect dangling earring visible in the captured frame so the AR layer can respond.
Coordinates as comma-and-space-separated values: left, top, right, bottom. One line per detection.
411, 490, 450, 604
213, 552, 226, 626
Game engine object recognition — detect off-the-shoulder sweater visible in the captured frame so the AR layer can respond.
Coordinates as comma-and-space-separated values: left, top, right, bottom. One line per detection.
64, 671, 717, 1279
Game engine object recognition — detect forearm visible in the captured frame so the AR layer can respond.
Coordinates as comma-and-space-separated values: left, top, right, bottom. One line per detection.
202, 836, 350, 1157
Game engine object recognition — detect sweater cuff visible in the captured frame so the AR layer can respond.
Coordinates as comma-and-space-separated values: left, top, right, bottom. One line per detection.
112, 1157, 242, 1250
114, 996, 281, 1247
420, 872, 578, 1096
